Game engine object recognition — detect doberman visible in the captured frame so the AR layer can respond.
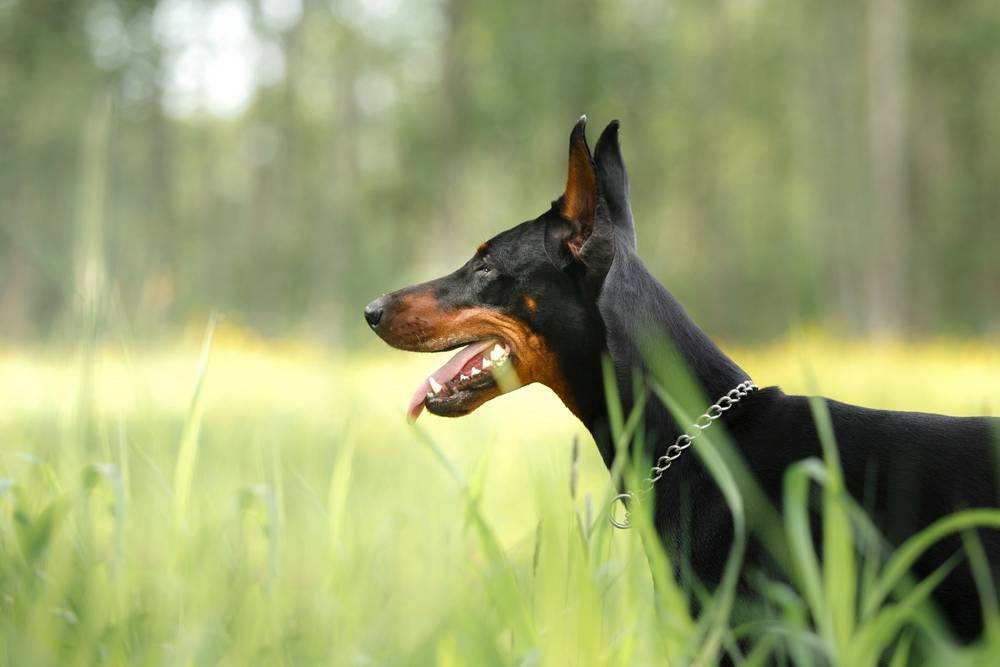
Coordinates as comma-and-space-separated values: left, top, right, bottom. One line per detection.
365, 116, 1000, 642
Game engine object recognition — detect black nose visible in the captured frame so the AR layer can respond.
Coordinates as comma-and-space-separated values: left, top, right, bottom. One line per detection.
364, 298, 384, 328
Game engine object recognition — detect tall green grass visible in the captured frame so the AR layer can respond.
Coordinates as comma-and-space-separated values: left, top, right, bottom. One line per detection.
0, 326, 997, 665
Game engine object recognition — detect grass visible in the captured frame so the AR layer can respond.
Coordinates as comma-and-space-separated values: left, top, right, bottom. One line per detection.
0, 325, 998, 665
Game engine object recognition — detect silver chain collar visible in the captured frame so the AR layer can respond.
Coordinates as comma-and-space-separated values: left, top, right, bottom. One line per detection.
609, 380, 758, 529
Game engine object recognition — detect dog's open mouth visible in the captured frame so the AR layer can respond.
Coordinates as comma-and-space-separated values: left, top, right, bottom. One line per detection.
407, 338, 513, 422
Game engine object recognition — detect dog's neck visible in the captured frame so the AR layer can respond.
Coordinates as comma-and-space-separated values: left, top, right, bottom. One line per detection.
575, 245, 750, 468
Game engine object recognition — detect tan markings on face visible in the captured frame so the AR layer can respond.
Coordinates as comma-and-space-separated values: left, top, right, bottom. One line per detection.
378, 290, 449, 351
522, 294, 538, 313
477, 241, 490, 254
380, 290, 578, 417
448, 308, 579, 418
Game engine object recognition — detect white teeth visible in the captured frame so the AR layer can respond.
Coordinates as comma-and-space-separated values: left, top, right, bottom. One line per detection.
428, 377, 443, 394
426, 392, 434, 399
470, 367, 481, 376
481, 357, 492, 369
460, 374, 469, 381
490, 344, 505, 361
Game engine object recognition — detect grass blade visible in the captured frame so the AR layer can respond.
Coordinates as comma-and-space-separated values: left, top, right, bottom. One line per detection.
961, 529, 1000, 643
853, 553, 960, 662
782, 459, 827, 633
172, 312, 218, 530
863, 508, 1000, 618
327, 435, 356, 554
808, 396, 857, 655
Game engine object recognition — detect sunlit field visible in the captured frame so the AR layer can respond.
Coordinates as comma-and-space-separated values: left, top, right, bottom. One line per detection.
1, 327, 998, 665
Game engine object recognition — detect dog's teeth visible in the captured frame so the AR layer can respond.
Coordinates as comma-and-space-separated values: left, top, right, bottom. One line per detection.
482, 357, 492, 369
470, 367, 481, 376
460, 374, 469, 381
428, 377, 443, 394
490, 344, 505, 361
426, 392, 434, 399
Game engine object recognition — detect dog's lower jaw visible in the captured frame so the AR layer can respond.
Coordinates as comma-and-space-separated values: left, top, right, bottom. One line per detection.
424, 382, 502, 418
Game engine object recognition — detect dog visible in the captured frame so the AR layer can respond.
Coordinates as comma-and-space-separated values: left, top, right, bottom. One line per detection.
365, 116, 1000, 642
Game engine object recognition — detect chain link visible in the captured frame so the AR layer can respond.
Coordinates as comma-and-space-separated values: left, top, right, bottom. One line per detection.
609, 380, 758, 529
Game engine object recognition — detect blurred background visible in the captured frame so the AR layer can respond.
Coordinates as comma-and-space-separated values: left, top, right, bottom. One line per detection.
2, 1, 1000, 663
2, 0, 998, 346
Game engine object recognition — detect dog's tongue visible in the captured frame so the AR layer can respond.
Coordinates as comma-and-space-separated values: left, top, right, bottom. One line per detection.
407, 340, 496, 423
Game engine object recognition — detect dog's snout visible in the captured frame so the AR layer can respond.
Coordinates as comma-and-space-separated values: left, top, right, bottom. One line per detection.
364, 298, 385, 328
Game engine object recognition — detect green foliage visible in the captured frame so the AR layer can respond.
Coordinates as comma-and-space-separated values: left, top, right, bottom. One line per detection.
173, 311, 217, 530
1, 336, 998, 664
1, 0, 999, 342
1, 3, 998, 660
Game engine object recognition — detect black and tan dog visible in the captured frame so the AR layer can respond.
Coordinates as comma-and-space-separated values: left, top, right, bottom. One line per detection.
365, 117, 999, 641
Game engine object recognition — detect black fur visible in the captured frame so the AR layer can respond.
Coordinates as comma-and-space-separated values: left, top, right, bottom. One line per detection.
367, 118, 1000, 642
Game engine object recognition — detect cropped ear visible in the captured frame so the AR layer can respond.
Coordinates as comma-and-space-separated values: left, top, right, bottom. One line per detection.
561, 115, 598, 256
594, 120, 636, 250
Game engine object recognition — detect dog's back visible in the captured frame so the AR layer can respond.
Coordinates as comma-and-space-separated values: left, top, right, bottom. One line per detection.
664, 387, 1000, 640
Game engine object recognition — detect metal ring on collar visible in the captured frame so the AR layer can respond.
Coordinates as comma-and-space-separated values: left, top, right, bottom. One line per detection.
609, 492, 636, 529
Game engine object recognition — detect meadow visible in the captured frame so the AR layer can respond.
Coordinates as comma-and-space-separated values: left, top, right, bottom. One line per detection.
0, 325, 998, 666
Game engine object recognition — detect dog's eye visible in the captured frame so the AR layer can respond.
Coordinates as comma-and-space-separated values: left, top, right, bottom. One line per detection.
476, 262, 491, 275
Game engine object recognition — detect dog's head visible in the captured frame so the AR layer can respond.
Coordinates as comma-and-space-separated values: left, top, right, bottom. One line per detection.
365, 117, 636, 422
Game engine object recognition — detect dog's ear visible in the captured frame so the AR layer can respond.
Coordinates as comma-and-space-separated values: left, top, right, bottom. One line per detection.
594, 120, 636, 250
545, 116, 615, 290
561, 115, 598, 256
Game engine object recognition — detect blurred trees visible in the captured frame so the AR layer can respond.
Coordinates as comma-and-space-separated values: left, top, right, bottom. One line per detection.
0, 0, 997, 344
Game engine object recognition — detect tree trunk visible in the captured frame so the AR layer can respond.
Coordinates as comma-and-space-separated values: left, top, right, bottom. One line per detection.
866, 0, 909, 336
